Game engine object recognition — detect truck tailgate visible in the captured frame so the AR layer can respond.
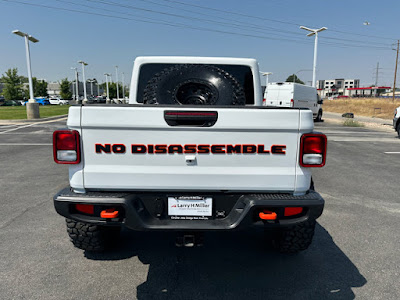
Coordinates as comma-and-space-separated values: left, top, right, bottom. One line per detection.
78, 106, 311, 192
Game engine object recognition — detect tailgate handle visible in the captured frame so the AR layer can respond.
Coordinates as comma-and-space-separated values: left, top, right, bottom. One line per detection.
164, 111, 218, 127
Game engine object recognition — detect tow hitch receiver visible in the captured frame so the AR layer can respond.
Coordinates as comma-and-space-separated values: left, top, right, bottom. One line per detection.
259, 210, 277, 220
175, 233, 204, 247
100, 208, 119, 219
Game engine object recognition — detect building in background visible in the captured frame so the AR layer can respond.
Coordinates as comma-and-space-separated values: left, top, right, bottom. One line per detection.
317, 79, 360, 98
47, 81, 104, 98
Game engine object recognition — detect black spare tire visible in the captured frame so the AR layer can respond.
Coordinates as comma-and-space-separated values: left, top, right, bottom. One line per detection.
143, 64, 245, 106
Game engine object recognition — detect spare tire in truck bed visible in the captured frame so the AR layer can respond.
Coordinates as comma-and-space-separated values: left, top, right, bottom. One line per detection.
142, 64, 246, 105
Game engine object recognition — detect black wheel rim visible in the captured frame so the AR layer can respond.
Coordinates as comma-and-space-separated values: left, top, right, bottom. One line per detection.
174, 80, 219, 105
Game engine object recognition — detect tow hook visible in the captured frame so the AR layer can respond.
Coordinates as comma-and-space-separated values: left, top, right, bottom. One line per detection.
100, 208, 119, 219
259, 210, 277, 221
175, 232, 204, 247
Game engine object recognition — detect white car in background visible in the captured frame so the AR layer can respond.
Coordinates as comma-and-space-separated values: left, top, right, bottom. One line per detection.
49, 97, 69, 105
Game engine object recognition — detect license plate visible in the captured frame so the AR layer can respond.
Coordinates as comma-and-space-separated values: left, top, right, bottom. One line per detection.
168, 196, 212, 219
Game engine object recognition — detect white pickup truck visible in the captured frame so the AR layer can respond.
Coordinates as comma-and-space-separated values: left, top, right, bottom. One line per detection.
53, 57, 327, 253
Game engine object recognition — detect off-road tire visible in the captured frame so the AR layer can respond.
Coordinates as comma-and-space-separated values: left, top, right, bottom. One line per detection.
66, 219, 120, 251
272, 219, 316, 254
143, 64, 245, 106
315, 109, 323, 122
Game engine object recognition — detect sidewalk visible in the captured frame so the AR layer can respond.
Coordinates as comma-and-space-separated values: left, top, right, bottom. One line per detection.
0, 114, 67, 125
323, 111, 394, 132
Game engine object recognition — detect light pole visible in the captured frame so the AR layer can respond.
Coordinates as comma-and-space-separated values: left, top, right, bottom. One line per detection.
260, 72, 273, 87
293, 69, 312, 84
71, 81, 75, 100
78, 60, 88, 103
299, 26, 327, 87
12, 30, 40, 119
115, 66, 119, 101
122, 72, 126, 102
97, 82, 100, 97
104, 73, 111, 104
87, 79, 95, 96
71, 67, 79, 103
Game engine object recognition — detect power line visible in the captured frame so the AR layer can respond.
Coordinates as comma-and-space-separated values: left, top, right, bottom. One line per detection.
158, 0, 398, 42
1, 0, 393, 50
102, 0, 392, 47
0, 0, 313, 44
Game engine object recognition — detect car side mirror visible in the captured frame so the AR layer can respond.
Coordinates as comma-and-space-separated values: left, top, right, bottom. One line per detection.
317, 100, 323, 105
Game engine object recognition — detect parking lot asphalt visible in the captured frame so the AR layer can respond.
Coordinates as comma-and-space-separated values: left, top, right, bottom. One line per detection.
0, 119, 399, 300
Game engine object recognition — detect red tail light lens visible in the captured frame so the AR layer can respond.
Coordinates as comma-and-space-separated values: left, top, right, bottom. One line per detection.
284, 207, 303, 217
75, 204, 94, 215
290, 99, 294, 107
53, 130, 80, 164
300, 133, 327, 167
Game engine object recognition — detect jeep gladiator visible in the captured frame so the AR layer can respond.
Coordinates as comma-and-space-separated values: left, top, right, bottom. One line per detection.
53, 56, 327, 253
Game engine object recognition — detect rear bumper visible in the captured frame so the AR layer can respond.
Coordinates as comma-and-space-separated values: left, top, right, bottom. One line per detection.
53, 188, 324, 231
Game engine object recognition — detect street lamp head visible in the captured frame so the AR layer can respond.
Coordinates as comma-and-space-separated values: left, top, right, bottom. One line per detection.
300, 26, 328, 36
260, 72, 273, 76
12, 30, 26, 37
299, 26, 313, 32
78, 61, 88, 66
28, 36, 39, 43
12, 30, 39, 43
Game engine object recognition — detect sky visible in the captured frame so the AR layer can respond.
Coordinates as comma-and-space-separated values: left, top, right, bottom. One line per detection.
0, 0, 399, 88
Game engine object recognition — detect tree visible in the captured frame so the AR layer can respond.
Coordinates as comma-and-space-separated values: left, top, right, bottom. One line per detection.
1, 68, 24, 100
60, 78, 72, 99
34, 78, 48, 97
100, 82, 123, 99
285, 74, 305, 84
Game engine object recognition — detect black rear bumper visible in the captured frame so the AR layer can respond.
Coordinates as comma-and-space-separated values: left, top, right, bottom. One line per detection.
53, 188, 324, 231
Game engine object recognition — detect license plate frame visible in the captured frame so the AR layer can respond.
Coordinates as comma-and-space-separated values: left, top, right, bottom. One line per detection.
168, 196, 212, 220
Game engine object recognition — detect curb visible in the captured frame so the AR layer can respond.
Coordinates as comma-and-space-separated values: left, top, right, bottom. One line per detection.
0, 114, 68, 125
323, 113, 394, 133
323, 112, 392, 125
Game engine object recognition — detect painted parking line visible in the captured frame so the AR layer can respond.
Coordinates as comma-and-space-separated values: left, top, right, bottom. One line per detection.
384, 152, 400, 154
0, 117, 67, 135
0, 125, 19, 129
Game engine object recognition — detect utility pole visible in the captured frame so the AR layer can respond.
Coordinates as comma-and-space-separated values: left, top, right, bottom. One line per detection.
374, 62, 383, 97
393, 40, 399, 102
375, 62, 380, 87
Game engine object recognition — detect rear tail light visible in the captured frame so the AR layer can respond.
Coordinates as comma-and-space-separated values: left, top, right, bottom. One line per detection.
290, 99, 294, 107
300, 133, 327, 167
284, 207, 303, 216
53, 130, 81, 164
75, 204, 94, 215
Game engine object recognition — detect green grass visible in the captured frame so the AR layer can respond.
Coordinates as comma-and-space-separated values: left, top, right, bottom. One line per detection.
0, 105, 70, 120
343, 119, 365, 127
